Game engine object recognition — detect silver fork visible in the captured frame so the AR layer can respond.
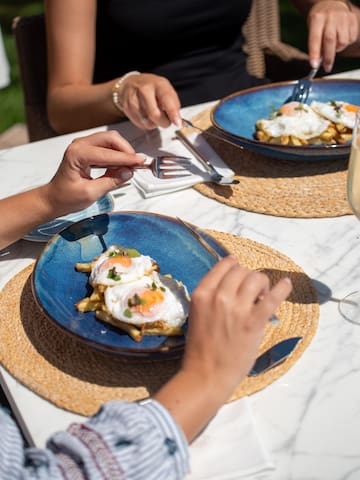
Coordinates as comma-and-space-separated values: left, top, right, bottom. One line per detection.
289, 60, 322, 104
135, 155, 192, 179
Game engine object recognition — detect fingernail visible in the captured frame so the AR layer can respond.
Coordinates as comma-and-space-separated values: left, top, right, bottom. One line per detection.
173, 116, 182, 128
310, 58, 320, 69
120, 168, 133, 181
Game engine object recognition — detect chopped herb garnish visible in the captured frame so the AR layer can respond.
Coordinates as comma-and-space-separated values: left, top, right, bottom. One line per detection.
108, 250, 120, 257
128, 293, 146, 307
329, 99, 343, 118
295, 103, 306, 111
125, 248, 141, 258
123, 308, 132, 318
107, 267, 121, 281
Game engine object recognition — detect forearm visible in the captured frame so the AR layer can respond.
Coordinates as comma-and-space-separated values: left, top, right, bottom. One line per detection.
47, 80, 124, 134
0, 186, 56, 250
154, 369, 234, 443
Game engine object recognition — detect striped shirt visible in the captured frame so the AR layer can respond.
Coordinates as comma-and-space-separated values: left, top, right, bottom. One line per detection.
0, 399, 189, 479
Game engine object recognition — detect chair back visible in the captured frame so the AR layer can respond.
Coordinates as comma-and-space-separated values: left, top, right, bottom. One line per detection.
12, 14, 57, 142
243, 0, 309, 80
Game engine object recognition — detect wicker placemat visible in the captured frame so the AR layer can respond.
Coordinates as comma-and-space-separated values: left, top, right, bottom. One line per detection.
184, 108, 351, 218
0, 231, 319, 416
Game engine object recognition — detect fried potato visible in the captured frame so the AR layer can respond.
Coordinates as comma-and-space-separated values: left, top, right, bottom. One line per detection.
255, 120, 352, 146
75, 262, 92, 272
96, 309, 143, 342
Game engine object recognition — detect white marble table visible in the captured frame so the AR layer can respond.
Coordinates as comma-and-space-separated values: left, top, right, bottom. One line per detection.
1, 70, 360, 479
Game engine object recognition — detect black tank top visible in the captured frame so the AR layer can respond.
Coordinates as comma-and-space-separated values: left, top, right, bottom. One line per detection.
94, 0, 258, 105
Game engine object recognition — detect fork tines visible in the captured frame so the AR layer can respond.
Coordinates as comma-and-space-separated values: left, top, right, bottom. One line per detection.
156, 156, 192, 179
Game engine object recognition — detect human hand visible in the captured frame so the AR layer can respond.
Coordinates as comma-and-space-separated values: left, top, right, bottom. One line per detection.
45, 131, 145, 217
307, 0, 359, 72
116, 73, 182, 130
182, 255, 292, 400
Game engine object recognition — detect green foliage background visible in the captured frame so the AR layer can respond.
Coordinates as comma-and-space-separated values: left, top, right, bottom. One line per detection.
0, 1, 358, 135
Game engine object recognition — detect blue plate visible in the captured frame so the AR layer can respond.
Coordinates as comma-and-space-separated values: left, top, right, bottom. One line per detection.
212, 79, 360, 161
32, 212, 230, 358
23, 194, 114, 242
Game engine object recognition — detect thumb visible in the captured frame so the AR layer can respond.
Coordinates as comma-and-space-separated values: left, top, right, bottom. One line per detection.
93, 167, 134, 195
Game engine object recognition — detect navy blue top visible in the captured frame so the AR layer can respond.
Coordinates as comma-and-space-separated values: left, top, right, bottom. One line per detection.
94, 0, 261, 105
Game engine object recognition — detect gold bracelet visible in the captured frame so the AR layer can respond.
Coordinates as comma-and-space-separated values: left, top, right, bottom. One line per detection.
112, 71, 140, 113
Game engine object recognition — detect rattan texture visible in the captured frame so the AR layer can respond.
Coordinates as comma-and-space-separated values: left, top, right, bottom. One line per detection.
0, 231, 319, 416
186, 108, 352, 218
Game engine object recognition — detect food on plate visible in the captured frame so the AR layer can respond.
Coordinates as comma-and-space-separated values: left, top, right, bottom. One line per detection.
87, 244, 158, 286
310, 100, 358, 138
254, 100, 358, 146
75, 245, 190, 342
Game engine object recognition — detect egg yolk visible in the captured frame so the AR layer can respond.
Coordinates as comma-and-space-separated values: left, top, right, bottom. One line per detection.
278, 102, 304, 116
133, 289, 164, 313
344, 103, 359, 114
103, 255, 132, 270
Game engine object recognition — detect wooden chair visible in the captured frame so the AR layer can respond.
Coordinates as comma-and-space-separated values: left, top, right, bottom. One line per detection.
12, 1, 310, 143
12, 14, 57, 142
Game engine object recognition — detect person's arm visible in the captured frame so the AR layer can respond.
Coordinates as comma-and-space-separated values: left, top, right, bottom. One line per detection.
0, 256, 291, 479
291, 0, 360, 71
155, 256, 292, 441
45, 0, 181, 134
0, 131, 145, 250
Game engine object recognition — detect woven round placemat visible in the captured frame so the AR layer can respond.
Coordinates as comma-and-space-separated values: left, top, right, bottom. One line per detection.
0, 231, 319, 416
186, 107, 351, 218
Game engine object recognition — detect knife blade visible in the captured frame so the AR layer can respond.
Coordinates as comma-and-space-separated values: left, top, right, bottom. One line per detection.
177, 217, 281, 326
248, 337, 302, 376
175, 129, 239, 185
176, 217, 223, 262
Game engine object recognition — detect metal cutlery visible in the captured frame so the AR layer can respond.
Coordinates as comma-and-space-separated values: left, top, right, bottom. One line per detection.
135, 155, 192, 179
176, 217, 280, 326
249, 337, 302, 376
288, 59, 322, 104
181, 118, 244, 150
175, 129, 239, 185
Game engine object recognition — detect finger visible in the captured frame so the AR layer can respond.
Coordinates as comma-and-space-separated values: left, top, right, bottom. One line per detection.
321, 20, 338, 72
215, 262, 253, 298
157, 89, 182, 127
138, 89, 170, 129
123, 90, 157, 130
72, 130, 135, 154
236, 271, 271, 308
72, 142, 145, 170
349, 14, 359, 44
308, 15, 326, 68
92, 167, 135, 193
254, 277, 292, 321
195, 255, 240, 292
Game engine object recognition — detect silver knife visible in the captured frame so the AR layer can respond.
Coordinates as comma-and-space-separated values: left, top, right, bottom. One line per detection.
175, 129, 239, 185
177, 217, 280, 326
176, 217, 223, 262
249, 337, 302, 376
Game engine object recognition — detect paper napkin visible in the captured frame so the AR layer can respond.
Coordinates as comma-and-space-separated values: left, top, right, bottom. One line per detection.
132, 133, 235, 198
186, 397, 275, 480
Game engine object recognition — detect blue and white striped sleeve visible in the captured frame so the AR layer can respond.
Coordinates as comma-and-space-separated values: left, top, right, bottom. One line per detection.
0, 400, 190, 480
